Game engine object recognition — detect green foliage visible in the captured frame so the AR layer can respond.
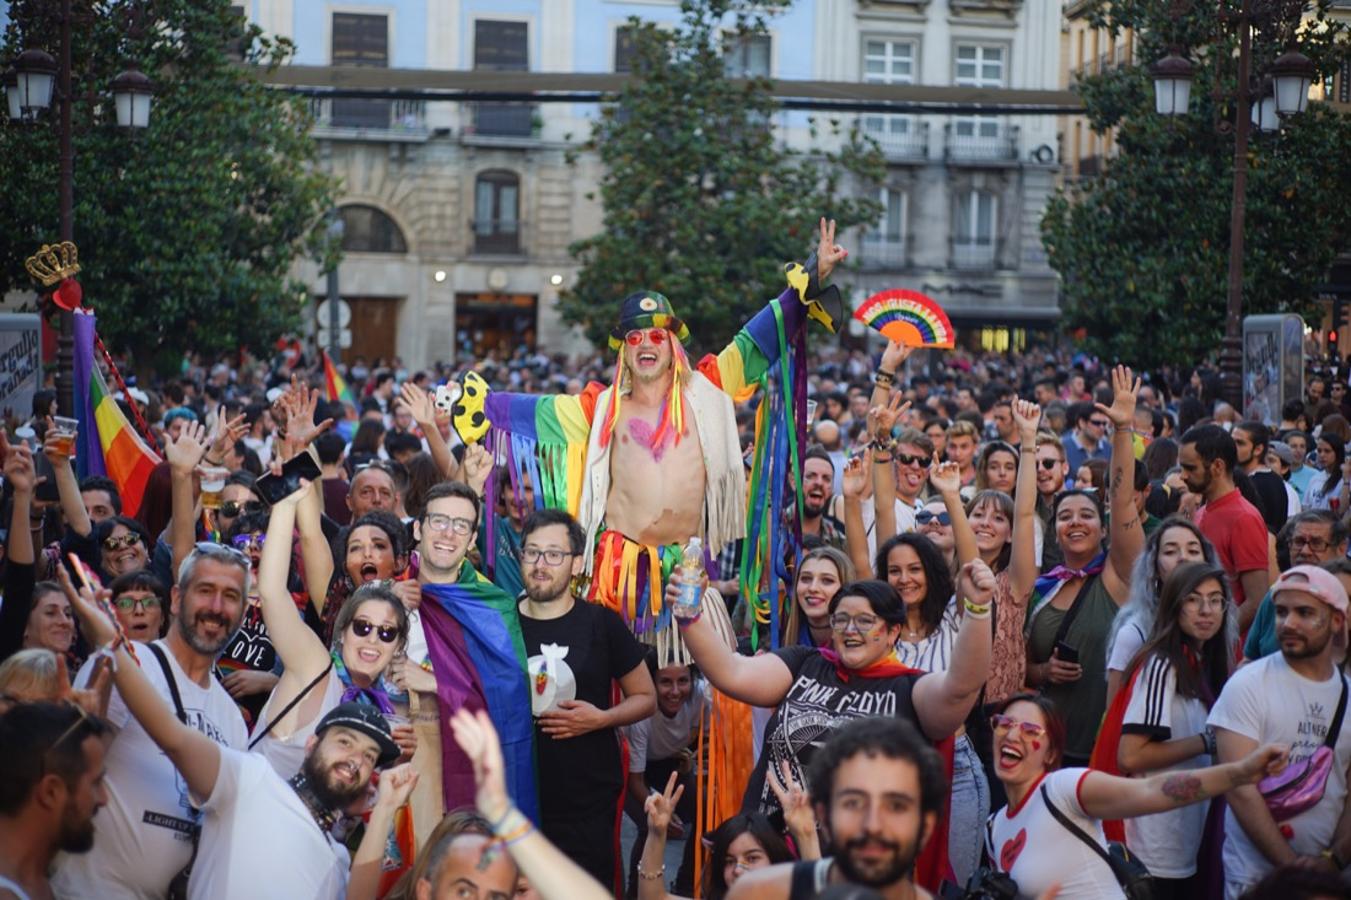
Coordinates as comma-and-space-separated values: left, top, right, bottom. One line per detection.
560, 0, 885, 354
1041, 0, 1351, 369
0, 0, 338, 371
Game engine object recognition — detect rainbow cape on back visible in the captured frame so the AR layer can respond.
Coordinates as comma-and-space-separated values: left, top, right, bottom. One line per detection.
420, 561, 538, 822
72, 312, 161, 517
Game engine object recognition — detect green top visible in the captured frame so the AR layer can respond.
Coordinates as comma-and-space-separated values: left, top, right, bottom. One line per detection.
1028, 575, 1119, 759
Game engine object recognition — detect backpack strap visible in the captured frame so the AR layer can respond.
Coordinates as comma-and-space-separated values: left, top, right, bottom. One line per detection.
1323, 678, 1348, 751
1039, 783, 1120, 877
146, 643, 188, 725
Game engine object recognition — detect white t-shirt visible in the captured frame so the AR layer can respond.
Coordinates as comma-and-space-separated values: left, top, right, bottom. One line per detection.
988, 769, 1125, 900
53, 641, 248, 900
857, 496, 921, 556
1106, 622, 1147, 677
626, 680, 709, 773
251, 669, 345, 780
1120, 654, 1211, 878
189, 747, 350, 900
1208, 653, 1351, 886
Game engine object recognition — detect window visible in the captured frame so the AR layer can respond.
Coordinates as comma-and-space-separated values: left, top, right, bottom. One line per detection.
474, 21, 531, 136
862, 188, 906, 268
861, 39, 918, 152
330, 13, 390, 128
954, 190, 996, 268
614, 26, 638, 74
474, 171, 521, 254
954, 44, 1004, 140
724, 33, 771, 78
338, 205, 407, 254
1339, 60, 1351, 105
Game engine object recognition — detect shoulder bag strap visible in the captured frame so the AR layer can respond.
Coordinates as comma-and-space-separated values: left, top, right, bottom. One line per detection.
146, 642, 188, 725
1040, 784, 1117, 873
1052, 575, 1095, 648
1324, 678, 1349, 751
247, 661, 334, 750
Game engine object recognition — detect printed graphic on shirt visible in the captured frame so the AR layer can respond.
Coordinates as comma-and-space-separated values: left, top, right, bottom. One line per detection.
216, 602, 275, 674
528, 642, 576, 715
160, 706, 225, 839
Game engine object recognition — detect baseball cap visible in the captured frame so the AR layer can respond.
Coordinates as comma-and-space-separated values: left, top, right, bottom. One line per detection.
1271, 565, 1349, 618
314, 702, 401, 767
1268, 441, 1294, 466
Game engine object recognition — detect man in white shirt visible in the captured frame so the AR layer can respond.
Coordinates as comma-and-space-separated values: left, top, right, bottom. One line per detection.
1209, 565, 1351, 899
54, 543, 251, 900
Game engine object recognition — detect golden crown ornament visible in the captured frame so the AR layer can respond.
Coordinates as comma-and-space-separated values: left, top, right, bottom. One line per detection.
25, 241, 81, 287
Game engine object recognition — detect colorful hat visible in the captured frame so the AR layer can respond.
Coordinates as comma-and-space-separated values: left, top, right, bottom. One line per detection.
608, 291, 690, 351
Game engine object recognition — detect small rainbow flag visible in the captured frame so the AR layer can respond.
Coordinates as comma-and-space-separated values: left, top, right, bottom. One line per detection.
73, 312, 161, 517
321, 349, 354, 406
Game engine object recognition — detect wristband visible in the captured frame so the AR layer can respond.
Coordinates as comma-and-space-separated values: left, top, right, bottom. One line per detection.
637, 862, 666, 881
962, 598, 991, 619
204, 456, 224, 468
1201, 726, 1217, 757
874, 371, 895, 388
676, 609, 703, 628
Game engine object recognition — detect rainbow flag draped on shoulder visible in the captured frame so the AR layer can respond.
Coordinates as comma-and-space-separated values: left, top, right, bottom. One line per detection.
72, 312, 161, 517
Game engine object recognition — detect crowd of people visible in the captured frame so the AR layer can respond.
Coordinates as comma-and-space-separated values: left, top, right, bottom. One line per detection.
3, 222, 1351, 900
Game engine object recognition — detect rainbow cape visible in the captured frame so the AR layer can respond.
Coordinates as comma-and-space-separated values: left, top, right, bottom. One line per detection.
420, 561, 539, 822
321, 349, 354, 405
72, 312, 161, 517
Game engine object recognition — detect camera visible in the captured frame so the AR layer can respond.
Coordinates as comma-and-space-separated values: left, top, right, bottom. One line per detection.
938, 867, 1020, 900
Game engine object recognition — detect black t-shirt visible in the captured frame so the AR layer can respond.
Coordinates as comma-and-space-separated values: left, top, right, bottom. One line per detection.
519, 599, 648, 819
1250, 470, 1290, 533
743, 645, 920, 816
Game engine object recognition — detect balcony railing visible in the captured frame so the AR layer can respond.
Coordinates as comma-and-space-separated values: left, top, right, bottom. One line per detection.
953, 242, 997, 270
470, 103, 536, 138
860, 118, 929, 161
472, 219, 523, 255
944, 122, 1020, 161
308, 97, 428, 138
859, 236, 907, 269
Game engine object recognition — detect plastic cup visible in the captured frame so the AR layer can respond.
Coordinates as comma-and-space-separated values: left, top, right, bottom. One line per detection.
199, 466, 229, 510
806, 399, 818, 422
50, 416, 78, 457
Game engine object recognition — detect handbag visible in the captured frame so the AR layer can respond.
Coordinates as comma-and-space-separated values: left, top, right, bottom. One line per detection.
1258, 676, 1347, 822
146, 643, 198, 900
1041, 784, 1153, 900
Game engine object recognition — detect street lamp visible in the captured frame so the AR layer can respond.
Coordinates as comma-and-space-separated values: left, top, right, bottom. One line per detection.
1251, 78, 1278, 133
1270, 49, 1316, 117
1150, 52, 1194, 117
111, 67, 154, 129
12, 48, 57, 114
2, 68, 19, 121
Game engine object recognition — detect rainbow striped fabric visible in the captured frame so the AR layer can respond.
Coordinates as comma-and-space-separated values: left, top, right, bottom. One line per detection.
322, 349, 354, 405
72, 312, 161, 517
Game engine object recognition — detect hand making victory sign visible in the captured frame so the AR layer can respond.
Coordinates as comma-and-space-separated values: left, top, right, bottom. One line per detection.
816, 216, 849, 282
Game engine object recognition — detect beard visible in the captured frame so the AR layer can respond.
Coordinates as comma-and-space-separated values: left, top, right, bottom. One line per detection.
58, 807, 97, 854
803, 495, 828, 519
832, 830, 919, 889
523, 574, 571, 605
175, 608, 241, 657
301, 748, 369, 811
1281, 628, 1332, 660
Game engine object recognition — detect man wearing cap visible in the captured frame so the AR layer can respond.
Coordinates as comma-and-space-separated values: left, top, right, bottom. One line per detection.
62, 571, 417, 900
462, 218, 848, 662
1209, 564, 1351, 898
1265, 440, 1304, 522
1243, 510, 1349, 661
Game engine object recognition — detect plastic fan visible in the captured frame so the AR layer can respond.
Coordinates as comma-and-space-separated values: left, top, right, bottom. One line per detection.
853, 289, 955, 348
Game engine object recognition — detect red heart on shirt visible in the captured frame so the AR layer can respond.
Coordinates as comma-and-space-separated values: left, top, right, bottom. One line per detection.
1000, 828, 1027, 872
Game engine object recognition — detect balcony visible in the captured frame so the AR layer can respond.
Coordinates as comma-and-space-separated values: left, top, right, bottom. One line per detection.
308, 97, 429, 142
472, 219, 523, 256
859, 236, 907, 269
469, 103, 537, 139
860, 118, 929, 161
944, 122, 1020, 163
952, 242, 997, 270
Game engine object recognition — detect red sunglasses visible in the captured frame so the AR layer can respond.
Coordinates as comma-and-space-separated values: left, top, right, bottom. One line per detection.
625, 328, 668, 346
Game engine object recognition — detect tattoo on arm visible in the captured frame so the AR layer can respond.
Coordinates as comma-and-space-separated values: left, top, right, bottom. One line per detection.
1161, 773, 1207, 805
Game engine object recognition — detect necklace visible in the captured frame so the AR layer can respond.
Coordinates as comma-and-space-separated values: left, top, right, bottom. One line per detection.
288, 772, 340, 834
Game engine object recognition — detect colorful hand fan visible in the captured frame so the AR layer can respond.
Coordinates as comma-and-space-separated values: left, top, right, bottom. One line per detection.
853, 289, 955, 349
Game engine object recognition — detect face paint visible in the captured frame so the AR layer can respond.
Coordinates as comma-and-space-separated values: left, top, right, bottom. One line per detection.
1031, 741, 1041, 751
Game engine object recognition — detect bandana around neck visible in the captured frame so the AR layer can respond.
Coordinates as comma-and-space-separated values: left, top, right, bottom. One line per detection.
331, 651, 395, 714
818, 647, 921, 683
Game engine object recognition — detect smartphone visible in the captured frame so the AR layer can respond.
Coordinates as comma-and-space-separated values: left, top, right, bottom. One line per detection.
256, 453, 322, 506
1053, 641, 1080, 665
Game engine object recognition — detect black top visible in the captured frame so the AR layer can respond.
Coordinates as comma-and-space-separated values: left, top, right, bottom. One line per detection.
519, 599, 648, 819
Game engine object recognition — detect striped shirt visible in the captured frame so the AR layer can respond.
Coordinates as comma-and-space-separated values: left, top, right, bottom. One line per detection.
895, 597, 961, 674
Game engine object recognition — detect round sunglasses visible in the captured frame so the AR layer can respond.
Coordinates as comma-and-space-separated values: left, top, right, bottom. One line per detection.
351, 617, 399, 644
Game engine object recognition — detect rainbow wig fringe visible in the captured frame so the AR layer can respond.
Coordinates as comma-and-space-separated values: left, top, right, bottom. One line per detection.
598, 332, 689, 452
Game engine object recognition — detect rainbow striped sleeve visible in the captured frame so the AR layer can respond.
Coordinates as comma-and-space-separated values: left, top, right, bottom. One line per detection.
698, 286, 806, 397
484, 383, 601, 515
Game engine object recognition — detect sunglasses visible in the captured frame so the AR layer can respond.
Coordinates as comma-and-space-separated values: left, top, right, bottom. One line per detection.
219, 500, 264, 518
350, 618, 399, 643
114, 594, 162, 612
231, 534, 265, 552
624, 328, 667, 346
895, 452, 928, 468
990, 714, 1047, 739
44, 703, 96, 771
1038, 458, 1062, 470
1089, 419, 1111, 429
103, 533, 143, 552
915, 510, 951, 526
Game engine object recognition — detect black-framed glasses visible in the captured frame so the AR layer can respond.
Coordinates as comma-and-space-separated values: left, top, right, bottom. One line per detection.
219, 500, 264, 519
114, 594, 162, 612
424, 513, 474, 535
351, 618, 399, 643
103, 533, 143, 552
915, 510, 951, 527
1290, 537, 1332, 552
829, 613, 881, 633
521, 547, 572, 566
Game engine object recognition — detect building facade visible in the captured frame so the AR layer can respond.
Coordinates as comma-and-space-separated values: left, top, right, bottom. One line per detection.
249, 0, 1065, 368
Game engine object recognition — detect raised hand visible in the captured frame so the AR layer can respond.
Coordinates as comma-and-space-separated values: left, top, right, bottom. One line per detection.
57, 565, 118, 650
1011, 399, 1042, 441
644, 771, 685, 835
449, 708, 511, 821
928, 459, 962, 497
164, 421, 209, 473
878, 340, 915, 375
277, 377, 333, 457
842, 452, 869, 500
373, 763, 420, 812
1095, 365, 1141, 430
868, 393, 912, 441
767, 760, 816, 840
957, 558, 997, 606
3, 442, 40, 495
399, 381, 438, 428
208, 405, 248, 463
816, 216, 849, 281
42, 416, 75, 465
461, 443, 492, 493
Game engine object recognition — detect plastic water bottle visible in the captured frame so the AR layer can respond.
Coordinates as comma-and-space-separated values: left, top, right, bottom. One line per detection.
673, 537, 705, 620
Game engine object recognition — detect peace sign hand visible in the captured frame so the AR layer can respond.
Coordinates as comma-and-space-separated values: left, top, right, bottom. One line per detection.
768, 760, 816, 840
644, 770, 685, 835
868, 393, 912, 441
816, 217, 848, 281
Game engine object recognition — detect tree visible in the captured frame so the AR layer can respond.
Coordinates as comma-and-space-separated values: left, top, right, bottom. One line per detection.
0, 0, 338, 371
560, 0, 885, 354
1041, 0, 1351, 369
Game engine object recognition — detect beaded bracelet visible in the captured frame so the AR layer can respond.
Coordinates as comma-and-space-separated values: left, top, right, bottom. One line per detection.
637, 862, 666, 881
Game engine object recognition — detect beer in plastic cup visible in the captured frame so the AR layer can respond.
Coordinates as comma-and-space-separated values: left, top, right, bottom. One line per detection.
199, 466, 229, 510
50, 416, 79, 457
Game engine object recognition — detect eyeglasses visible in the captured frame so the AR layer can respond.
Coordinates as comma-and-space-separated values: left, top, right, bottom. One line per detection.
829, 613, 881, 633
1038, 458, 1062, 471
624, 328, 667, 346
219, 500, 264, 518
1290, 537, 1332, 552
1089, 419, 1111, 429
990, 714, 1047, 739
424, 513, 474, 535
114, 594, 162, 612
895, 452, 928, 468
231, 534, 265, 552
350, 618, 399, 643
915, 510, 951, 527
521, 547, 572, 566
103, 533, 143, 552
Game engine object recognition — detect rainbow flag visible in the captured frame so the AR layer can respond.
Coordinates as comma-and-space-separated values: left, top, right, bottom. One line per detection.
321, 349, 354, 405
73, 312, 161, 517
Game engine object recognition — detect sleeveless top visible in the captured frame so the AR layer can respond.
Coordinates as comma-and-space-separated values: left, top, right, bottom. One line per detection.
1028, 575, 1117, 758
0, 875, 31, 900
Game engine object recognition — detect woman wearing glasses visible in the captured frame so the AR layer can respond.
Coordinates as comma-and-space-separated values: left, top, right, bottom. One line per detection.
106, 570, 169, 643
92, 516, 151, 580
251, 477, 413, 778
985, 692, 1283, 900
